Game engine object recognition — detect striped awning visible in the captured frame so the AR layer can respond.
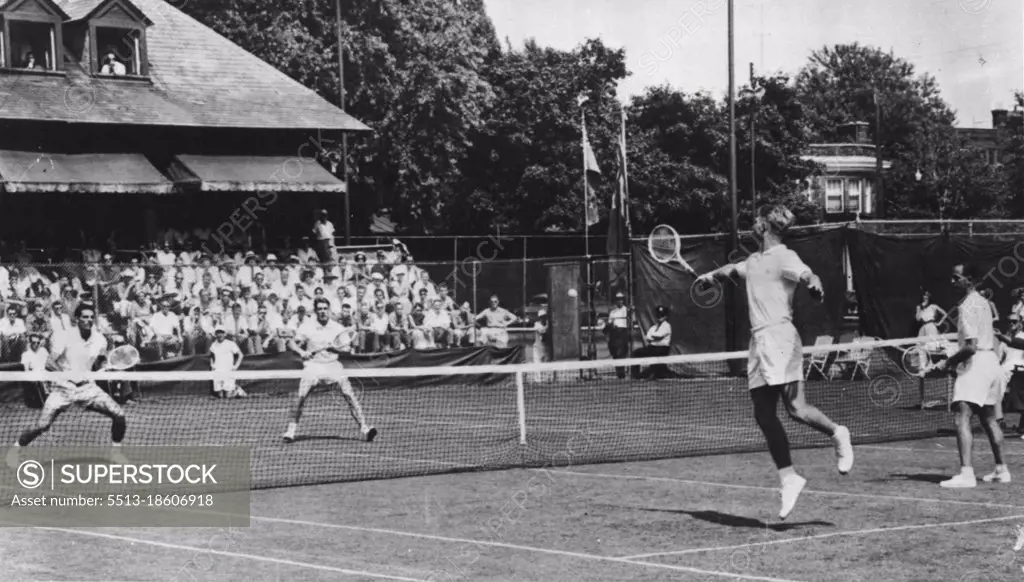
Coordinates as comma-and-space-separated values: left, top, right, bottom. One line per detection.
0, 151, 174, 194
168, 155, 345, 193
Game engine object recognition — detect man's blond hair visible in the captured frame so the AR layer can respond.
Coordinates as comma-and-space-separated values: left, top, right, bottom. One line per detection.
758, 204, 796, 235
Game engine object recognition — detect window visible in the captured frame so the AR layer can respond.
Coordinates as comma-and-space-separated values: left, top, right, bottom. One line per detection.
95, 26, 141, 76
825, 179, 843, 213
4, 19, 57, 71
845, 179, 863, 213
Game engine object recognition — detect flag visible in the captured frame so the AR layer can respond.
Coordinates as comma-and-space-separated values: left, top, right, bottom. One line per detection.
581, 111, 601, 227
607, 106, 630, 255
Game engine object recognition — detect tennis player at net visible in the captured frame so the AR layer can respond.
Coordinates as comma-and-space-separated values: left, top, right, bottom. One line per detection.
937, 263, 1010, 487
6, 303, 128, 468
697, 204, 853, 519
283, 297, 377, 443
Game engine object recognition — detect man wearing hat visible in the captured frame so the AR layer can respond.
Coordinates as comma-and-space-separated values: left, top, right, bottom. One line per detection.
630, 305, 672, 380
312, 209, 336, 267
209, 324, 245, 398
605, 292, 631, 379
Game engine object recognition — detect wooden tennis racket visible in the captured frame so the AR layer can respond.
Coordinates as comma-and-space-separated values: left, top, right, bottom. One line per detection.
647, 225, 699, 277
105, 344, 141, 370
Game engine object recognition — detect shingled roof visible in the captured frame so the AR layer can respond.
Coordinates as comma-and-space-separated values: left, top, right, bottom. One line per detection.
0, 0, 371, 131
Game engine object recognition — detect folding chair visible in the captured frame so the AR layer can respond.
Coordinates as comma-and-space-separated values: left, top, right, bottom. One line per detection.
833, 336, 874, 380
804, 335, 834, 380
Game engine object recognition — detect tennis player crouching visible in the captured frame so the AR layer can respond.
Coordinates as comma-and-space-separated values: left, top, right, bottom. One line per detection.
697, 204, 853, 520
7, 303, 129, 469
283, 297, 377, 443
935, 263, 1010, 487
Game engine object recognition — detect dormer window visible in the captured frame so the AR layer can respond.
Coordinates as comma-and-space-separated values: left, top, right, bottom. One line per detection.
0, 0, 67, 72
81, 0, 151, 78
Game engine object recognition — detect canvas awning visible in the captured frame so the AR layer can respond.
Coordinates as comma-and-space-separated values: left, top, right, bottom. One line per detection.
0, 151, 174, 194
168, 155, 346, 193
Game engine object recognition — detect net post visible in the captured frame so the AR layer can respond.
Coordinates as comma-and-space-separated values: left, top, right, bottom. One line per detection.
515, 370, 527, 445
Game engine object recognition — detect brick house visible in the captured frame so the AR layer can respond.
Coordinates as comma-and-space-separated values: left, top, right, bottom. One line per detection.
0, 0, 369, 258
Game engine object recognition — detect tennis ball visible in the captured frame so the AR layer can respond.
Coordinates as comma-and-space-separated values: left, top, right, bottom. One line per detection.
568, 289, 578, 298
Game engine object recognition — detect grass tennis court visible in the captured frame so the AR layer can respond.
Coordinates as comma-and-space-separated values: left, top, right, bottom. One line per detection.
0, 342, 1019, 580
2, 436, 1022, 581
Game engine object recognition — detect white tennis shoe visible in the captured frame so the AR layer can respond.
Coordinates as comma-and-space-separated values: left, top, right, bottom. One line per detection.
6, 444, 19, 471
981, 466, 1012, 484
779, 474, 807, 520
282, 423, 297, 443
833, 426, 854, 475
940, 469, 977, 488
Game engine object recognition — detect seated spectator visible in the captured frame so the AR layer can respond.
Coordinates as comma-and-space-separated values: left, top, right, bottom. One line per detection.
354, 304, 373, 352
155, 242, 176, 266
165, 269, 190, 307
453, 302, 476, 347
149, 299, 182, 359
25, 301, 51, 346
22, 51, 44, 71
250, 304, 283, 355
237, 286, 259, 318
127, 294, 154, 347
182, 305, 215, 356
371, 250, 392, 279
408, 303, 435, 350
411, 271, 436, 303
285, 304, 311, 336
352, 252, 369, 281
139, 271, 163, 298
221, 302, 251, 353
388, 303, 411, 350
631, 305, 673, 380
436, 284, 456, 312
49, 301, 71, 339
0, 303, 26, 362
365, 301, 390, 352
424, 299, 454, 348
476, 295, 516, 348
20, 331, 47, 371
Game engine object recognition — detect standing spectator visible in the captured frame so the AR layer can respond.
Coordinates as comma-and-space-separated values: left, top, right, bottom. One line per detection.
209, 326, 246, 399
605, 292, 631, 379
312, 209, 336, 266
476, 295, 517, 348
530, 309, 550, 383
149, 299, 182, 359
0, 303, 26, 362
631, 306, 673, 380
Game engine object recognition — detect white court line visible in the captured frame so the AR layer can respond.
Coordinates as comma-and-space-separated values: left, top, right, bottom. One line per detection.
858, 444, 1024, 457
542, 469, 1024, 510
261, 449, 477, 469
622, 513, 1024, 560
16, 526, 426, 582
245, 514, 801, 582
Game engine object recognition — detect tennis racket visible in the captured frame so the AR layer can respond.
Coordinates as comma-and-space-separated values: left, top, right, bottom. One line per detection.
105, 344, 141, 370
902, 345, 940, 378
647, 225, 699, 277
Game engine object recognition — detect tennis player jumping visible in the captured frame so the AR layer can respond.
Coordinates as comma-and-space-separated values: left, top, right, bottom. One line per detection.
935, 263, 1010, 487
283, 297, 376, 443
697, 205, 853, 519
7, 303, 128, 468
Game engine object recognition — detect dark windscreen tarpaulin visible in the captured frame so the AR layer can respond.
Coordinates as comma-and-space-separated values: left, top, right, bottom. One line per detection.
631, 227, 847, 376
850, 231, 1024, 339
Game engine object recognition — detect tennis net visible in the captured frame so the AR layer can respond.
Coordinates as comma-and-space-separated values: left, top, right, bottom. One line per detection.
0, 335, 961, 489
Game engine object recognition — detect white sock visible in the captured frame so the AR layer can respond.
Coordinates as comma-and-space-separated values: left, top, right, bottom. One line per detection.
11, 442, 19, 448
779, 466, 797, 483
996, 464, 1008, 472
961, 466, 975, 476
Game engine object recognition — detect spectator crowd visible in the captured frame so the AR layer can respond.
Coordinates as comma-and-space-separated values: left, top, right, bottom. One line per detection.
0, 239, 522, 365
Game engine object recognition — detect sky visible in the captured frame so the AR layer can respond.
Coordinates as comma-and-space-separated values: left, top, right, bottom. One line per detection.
483, 0, 1023, 128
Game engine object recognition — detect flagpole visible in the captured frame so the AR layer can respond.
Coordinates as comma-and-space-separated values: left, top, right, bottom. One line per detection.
726, 0, 740, 367
581, 107, 597, 369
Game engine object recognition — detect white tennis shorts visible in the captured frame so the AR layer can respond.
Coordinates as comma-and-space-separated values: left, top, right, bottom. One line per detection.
298, 360, 353, 398
748, 322, 803, 390
43, 381, 121, 417
953, 350, 1003, 407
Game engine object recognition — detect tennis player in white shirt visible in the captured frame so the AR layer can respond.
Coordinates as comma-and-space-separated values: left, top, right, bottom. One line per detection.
283, 298, 376, 443
209, 325, 245, 399
7, 304, 128, 468
698, 204, 853, 519
937, 263, 1010, 487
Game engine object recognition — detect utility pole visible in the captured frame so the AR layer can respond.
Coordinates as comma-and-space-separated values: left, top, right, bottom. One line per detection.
336, 0, 351, 245
874, 90, 883, 218
749, 62, 756, 220
726, 0, 739, 364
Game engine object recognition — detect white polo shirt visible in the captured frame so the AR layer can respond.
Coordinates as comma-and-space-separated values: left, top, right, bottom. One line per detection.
424, 310, 452, 329
736, 245, 811, 332
150, 311, 180, 337
958, 290, 996, 351
209, 339, 242, 371
20, 346, 48, 371
55, 328, 107, 375
297, 319, 344, 363
646, 321, 672, 347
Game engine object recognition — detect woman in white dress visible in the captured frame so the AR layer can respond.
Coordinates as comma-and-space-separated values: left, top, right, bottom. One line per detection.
916, 291, 947, 350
